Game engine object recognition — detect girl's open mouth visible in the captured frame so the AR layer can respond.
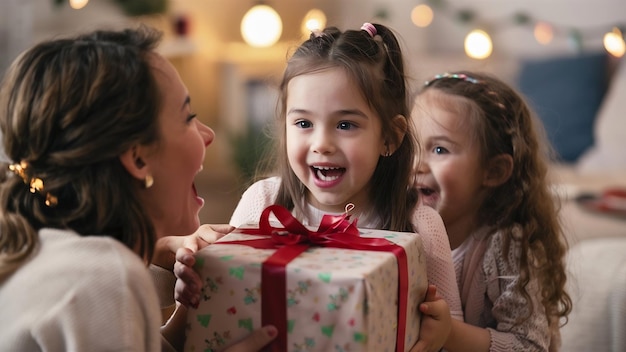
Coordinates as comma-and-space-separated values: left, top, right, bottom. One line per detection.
311, 166, 345, 182
420, 187, 435, 196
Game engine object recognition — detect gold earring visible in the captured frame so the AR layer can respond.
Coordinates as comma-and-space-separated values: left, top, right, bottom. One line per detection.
144, 174, 154, 189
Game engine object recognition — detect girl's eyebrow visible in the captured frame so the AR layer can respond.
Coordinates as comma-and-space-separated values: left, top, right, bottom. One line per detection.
286, 108, 308, 115
337, 109, 368, 119
286, 108, 369, 119
429, 135, 459, 146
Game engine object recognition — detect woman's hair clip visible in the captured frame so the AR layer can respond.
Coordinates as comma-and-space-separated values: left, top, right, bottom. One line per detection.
424, 72, 480, 86
361, 22, 377, 38
8, 161, 58, 207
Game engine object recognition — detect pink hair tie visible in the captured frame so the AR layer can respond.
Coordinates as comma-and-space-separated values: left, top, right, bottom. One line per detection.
361, 22, 377, 38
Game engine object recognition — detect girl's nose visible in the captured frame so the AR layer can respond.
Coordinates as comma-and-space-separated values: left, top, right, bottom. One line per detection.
310, 130, 336, 155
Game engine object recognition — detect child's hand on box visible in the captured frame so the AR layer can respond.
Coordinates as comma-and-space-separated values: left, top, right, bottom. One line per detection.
173, 224, 234, 308
153, 224, 234, 271
410, 284, 452, 352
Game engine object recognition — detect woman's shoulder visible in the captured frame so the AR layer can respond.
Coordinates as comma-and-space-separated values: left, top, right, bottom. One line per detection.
33, 229, 160, 348
5, 229, 156, 318
39, 228, 150, 282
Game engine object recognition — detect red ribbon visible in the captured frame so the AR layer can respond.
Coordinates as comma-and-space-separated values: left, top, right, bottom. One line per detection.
218, 205, 409, 352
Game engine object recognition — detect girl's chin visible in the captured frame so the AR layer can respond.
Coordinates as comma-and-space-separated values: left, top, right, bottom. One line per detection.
308, 196, 346, 213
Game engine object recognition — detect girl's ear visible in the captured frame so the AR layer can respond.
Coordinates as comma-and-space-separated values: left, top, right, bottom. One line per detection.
483, 153, 513, 187
383, 114, 408, 156
119, 145, 150, 181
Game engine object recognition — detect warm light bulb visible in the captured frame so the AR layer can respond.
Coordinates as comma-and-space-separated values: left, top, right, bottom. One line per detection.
69, 0, 88, 10
534, 22, 554, 45
604, 28, 625, 58
464, 29, 492, 59
241, 4, 283, 48
411, 4, 434, 28
301, 9, 327, 37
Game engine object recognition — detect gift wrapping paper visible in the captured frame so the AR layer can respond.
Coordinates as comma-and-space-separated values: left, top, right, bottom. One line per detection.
184, 226, 427, 352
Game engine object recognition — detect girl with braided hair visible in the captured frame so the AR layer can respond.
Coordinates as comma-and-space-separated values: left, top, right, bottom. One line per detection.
413, 71, 572, 351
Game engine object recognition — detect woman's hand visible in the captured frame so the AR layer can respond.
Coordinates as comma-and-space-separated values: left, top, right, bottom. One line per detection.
224, 325, 278, 352
172, 224, 234, 307
163, 305, 276, 352
410, 284, 452, 352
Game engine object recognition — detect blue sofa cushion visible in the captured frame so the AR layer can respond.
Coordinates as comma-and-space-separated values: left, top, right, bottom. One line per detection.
517, 52, 609, 162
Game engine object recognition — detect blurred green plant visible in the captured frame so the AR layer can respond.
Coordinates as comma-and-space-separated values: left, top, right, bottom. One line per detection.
229, 123, 273, 184
113, 0, 168, 16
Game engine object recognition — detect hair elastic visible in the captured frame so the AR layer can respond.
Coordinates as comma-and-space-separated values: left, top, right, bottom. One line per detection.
361, 22, 377, 38
424, 72, 479, 86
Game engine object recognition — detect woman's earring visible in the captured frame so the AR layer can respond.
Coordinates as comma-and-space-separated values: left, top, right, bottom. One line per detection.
384, 146, 391, 157
144, 174, 154, 189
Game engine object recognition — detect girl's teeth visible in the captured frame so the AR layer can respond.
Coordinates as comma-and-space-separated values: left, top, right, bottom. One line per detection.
313, 166, 342, 181
316, 169, 340, 181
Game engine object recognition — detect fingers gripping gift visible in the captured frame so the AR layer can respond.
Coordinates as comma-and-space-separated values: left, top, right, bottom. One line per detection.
184, 205, 428, 352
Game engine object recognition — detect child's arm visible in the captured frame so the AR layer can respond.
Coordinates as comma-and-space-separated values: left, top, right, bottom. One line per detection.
412, 205, 464, 320
443, 320, 491, 352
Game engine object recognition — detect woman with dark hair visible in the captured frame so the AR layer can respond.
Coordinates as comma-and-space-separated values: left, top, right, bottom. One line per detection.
0, 26, 275, 351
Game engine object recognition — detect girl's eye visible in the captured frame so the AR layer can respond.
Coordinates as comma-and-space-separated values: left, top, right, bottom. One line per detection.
338, 121, 355, 130
296, 120, 312, 128
434, 146, 449, 154
187, 113, 197, 123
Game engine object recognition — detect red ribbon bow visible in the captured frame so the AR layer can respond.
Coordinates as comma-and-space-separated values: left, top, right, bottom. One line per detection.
218, 205, 409, 351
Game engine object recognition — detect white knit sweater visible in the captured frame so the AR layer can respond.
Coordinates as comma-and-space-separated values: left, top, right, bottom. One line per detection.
0, 228, 164, 351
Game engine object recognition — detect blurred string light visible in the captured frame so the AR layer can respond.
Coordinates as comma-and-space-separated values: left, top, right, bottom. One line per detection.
465, 29, 492, 59
69, 0, 88, 10
604, 27, 626, 57
411, 0, 625, 59
411, 4, 434, 28
241, 2, 283, 48
533, 21, 554, 45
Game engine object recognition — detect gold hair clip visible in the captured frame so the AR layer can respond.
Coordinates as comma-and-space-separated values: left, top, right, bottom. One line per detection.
8, 161, 58, 207
8, 161, 28, 181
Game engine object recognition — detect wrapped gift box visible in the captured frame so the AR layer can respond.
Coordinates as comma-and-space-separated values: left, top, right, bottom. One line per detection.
184, 222, 427, 352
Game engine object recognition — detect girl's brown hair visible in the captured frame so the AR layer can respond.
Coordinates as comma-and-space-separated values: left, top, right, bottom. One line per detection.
0, 26, 163, 278
265, 23, 418, 232
421, 71, 572, 329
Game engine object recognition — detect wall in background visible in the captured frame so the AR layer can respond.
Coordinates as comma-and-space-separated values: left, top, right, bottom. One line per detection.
1, 0, 624, 178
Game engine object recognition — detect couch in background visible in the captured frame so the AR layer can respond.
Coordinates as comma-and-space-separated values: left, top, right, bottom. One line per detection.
522, 54, 626, 352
